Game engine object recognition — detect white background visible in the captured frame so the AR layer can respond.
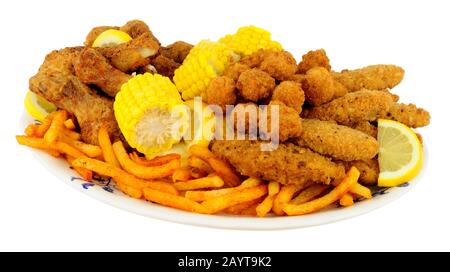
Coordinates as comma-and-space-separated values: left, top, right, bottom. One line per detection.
1, 0, 449, 251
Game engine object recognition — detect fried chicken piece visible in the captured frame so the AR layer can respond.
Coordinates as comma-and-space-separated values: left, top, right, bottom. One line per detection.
266, 101, 303, 142
303, 90, 394, 126
73, 48, 131, 97
98, 32, 160, 72
84, 26, 119, 46
288, 74, 306, 85
296, 119, 379, 161
381, 103, 431, 128
150, 55, 180, 79
222, 62, 250, 82
342, 159, 379, 186
120, 20, 159, 42
352, 121, 378, 138
211, 140, 346, 186
302, 67, 348, 106
160, 41, 193, 64
205, 76, 237, 110
332, 65, 405, 92
236, 68, 276, 102
259, 50, 298, 81
29, 47, 121, 145
271, 81, 305, 113
297, 49, 331, 74
239, 49, 267, 68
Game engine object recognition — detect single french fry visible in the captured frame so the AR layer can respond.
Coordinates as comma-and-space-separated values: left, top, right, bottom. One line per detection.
189, 167, 208, 179
256, 181, 281, 217
290, 184, 329, 205
174, 175, 224, 191
45, 149, 61, 157
64, 119, 76, 130
283, 167, 360, 216
350, 183, 372, 199
62, 129, 81, 141
112, 141, 180, 179
201, 184, 268, 214
44, 110, 67, 143
273, 184, 302, 216
72, 157, 178, 195
188, 156, 214, 173
35, 112, 56, 137
59, 133, 102, 158
185, 178, 262, 202
66, 155, 93, 181
25, 124, 39, 137
130, 152, 181, 167
240, 203, 259, 216
116, 181, 143, 199
143, 188, 208, 214
98, 126, 120, 167
225, 197, 265, 215
16, 136, 61, 157
188, 145, 241, 187
172, 169, 192, 182
339, 193, 354, 207
55, 142, 85, 158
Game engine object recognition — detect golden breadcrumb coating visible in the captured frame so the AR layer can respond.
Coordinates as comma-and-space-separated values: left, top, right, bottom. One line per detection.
297, 49, 331, 74
205, 76, 237, 110
342, 159, 379, 186
120, 20, 159, 42
239, 49, 267, 68
303, 90, 394, 125
296, 119, 379, 161
352, 121, 378, 138
150, 55, 180, 79
381, 103, 431, 128
332, 65, 405, 92
259, 50, 298, 81
160, 41, 193, 64
222, 62, 250, 82
211, 140, 346, 186
236, 68, 276, 102
271, 81, 305, 113
303, 67, 336, 106
267, 101, 303, 142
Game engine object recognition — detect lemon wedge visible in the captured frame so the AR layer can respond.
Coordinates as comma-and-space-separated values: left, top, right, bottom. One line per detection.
24, 91, 57, 122
92, 29, 132, 48
183, 99, 216, 147
377, 119, 423, 187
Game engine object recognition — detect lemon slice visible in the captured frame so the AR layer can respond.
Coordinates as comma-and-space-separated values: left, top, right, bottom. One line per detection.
183, 99, 216, 147
24, 91, 57, 122
92, 29, 132, 48
377, 119, 423, 187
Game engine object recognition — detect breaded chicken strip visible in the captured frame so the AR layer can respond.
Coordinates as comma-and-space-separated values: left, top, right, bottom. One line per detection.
271, 81, 305, 113
296, 119, 379, 161
74, 48, 131, 97
205, 76, 237, 110
150, 55, 180, 79
211, 140, 346, 186
381, 103, 431, 128
332, 65, 405, 92
236, 68, 275, 102
29, 47, 121, 145
303, 67, 348, 106
160, 41, 193, 64
342, 159, 379, 186
259, 50, 298, 81
352, 121, 378, 138
303, 90, 394, 126
297, 49, 331, 74
98, 32, 160, 72
222, 62, 250, 82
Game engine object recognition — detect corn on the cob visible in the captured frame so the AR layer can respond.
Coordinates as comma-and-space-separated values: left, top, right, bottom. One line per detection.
114, 73, 188, 158
173, 40, 239, 100
219, 26, 283, 56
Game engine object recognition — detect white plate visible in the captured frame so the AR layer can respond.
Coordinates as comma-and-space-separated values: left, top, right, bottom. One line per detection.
21, 112, 426, 230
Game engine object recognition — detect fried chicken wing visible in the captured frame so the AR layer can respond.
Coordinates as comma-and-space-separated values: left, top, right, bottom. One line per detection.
236, 68, 275, 102
271, 81, 305, 113
150, 55, 180, 79
160, 41, 193, 64
74, 48, 131, 97
303, 90, 394, 125
296, 119, 379, 161
98, 32, 160, 72
332, 65, 405, 92
297, 49, 331, 74
205, 76, 237, 110
381, 103, 431, 128
29, 47, 121, 145
211, 140, 346, 186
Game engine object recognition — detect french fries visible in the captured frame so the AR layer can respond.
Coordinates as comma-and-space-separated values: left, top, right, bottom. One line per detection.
62, 129, 81, 140
332, 179, 372, 199
256, 181, 280, 217
189, 167, 208, 179
174, 175, 224, 191
273, 184, 301, 216
189, 145, 241, 187
98, 126, 121, 168
283, 167, 360, 216
59, 133, 102, 158
290, 184, 329, 205
188, 156, 214, 173
172, 169, 192, 182
66, 155, 93, 181
201, 184, 268, 214
113, 141, 180, 179
25, 124, 38, 137
130, 152, 181, 167
64, 119, 76, 130
339, 193, 354, 207
35, 112, 56, 137
44, 110, 67, 143
116, 181, 143, 199
143, 188, 208, 214
225, 197, 265, 215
